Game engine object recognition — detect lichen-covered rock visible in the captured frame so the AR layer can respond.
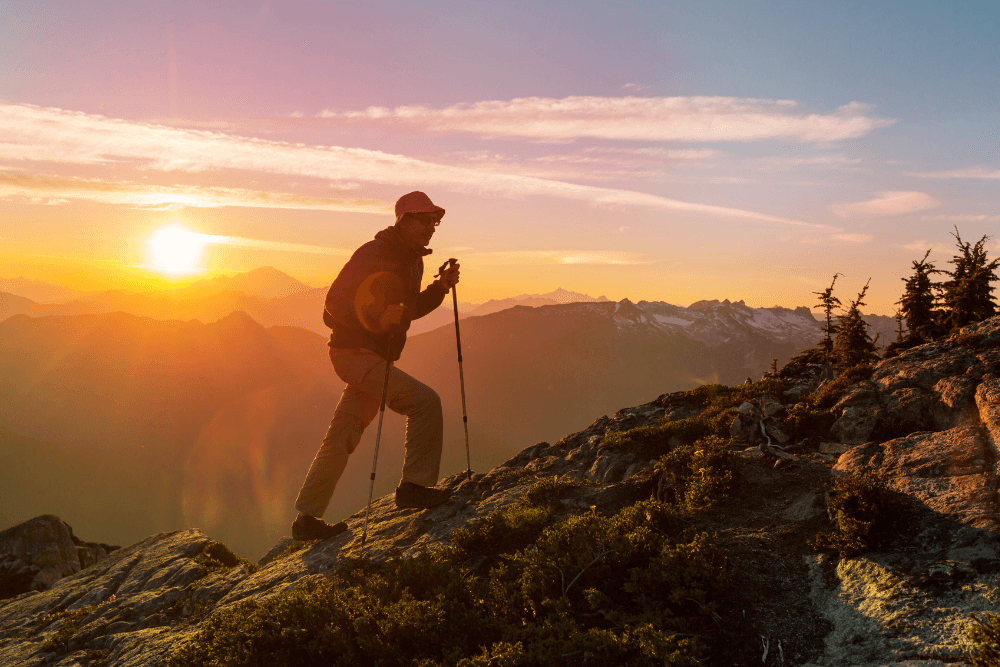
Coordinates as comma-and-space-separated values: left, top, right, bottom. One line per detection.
835, 426, 997, 530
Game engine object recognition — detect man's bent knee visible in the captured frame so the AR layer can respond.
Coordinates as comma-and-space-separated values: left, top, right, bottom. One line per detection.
323, 413, 367, 455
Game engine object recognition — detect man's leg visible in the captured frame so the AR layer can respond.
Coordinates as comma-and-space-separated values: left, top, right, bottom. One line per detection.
357, 359, 444, 489
332, 350, 449, 507
291, 349, 383, 540
293, 384, 379, 518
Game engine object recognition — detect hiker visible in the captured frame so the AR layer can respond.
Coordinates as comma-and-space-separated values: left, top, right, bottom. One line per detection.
291, 191, 461, 541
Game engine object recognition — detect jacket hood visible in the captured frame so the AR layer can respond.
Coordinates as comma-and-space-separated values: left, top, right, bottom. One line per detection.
375, 226, 434, 257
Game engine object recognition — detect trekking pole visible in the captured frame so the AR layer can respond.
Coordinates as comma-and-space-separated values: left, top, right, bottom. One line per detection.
361, 359, 392, 550
437, 258, 472, 481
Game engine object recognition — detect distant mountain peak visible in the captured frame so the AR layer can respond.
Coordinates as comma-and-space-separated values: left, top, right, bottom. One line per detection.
174, 267, 314, 301
510, 288, 607, 304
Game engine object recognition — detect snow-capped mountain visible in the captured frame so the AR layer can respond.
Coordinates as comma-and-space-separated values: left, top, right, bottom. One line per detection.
634, 299, 819, 346
397, 297, 824, 454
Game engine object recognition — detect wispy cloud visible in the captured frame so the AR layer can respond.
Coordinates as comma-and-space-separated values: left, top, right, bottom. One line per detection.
908, 167, 1000, 179
582, 146, 722, 162
830, 191, 942, 219
0, 171, 392, 213
801, 232, 874, 244
198, 232, 345, 256
903, 239, 951, 254
757, 154, 863, 168
920, 213, 1000, 223
464, 250, 649, 266
319, 97, 895, 143
0, 103, 834, 229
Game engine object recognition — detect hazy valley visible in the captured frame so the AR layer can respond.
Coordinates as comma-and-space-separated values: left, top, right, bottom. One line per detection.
2, 268, 898, 560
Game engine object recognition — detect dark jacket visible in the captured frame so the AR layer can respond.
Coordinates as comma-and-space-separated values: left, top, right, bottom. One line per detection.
323, 226, 447, 361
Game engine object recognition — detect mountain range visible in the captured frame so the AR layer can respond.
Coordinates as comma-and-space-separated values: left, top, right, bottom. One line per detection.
1, 268, 901, 559
1, 267, 899, 341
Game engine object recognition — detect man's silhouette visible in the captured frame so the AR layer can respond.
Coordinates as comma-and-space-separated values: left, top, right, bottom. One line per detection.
291, 191, 460, 541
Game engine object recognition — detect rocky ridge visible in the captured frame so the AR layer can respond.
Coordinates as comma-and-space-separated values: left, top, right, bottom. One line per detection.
3, 318, 1000, 666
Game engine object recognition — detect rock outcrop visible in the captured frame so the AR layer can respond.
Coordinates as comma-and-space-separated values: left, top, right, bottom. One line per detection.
3, 317, 1000, 666
0, 516, 115, 600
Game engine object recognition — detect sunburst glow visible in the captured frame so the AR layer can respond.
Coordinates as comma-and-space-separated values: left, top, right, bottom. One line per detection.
147, 226, 206, 275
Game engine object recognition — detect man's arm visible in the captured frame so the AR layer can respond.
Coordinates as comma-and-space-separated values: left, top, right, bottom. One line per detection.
411, 281, 448, 320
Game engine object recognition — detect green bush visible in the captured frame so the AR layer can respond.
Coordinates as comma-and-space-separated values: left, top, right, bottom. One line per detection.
969, 613, 1000, 667
522, 475, 589, 506
447, 476, 588, 569
810, 473, 902, 557
654, 436, 741, 510
194, 540, 257, 575
604, 379, 788, 454
784, 402, 836, 440
167, 500, 726, 667
448, 502, 554, 568
39, 605, 97, 652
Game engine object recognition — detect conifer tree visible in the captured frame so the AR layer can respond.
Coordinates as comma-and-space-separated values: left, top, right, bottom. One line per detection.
894, 309, 905, 343
813, 273, 843, 364
939, 227, 1000, 332
834, 279, 879, 370
897, 249, 940, 342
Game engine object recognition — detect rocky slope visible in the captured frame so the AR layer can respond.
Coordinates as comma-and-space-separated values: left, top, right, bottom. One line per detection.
3, 317, 1000, 666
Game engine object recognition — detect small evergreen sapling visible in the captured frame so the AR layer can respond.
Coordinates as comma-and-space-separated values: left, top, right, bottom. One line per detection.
834, 279, 879, 370
813, 273, 843, 364
939, 227, 1000, 333
897, 249, 940, 342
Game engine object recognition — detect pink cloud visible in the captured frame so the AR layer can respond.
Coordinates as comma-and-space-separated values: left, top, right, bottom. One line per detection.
320, 96, 895, 143
908, 167, 1000, 179
0, 102, 836, 229
830, 191, 942, 219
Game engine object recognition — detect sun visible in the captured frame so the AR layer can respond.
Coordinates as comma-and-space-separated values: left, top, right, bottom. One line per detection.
147, 225, 206, 275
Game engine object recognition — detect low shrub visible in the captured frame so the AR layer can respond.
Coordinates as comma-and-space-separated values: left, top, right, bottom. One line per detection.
448, 475, 588, 568
39, 605, 97, 652
604, 378, 788, 455
783, 402, 837, 440
167, 500, 726, 667
448, 502, 554, 568
969, 613, 1000, 667
522, 475, 589, 506
194, 540, 257, 575
810, 473, 903, 557
654, 436, 741, 510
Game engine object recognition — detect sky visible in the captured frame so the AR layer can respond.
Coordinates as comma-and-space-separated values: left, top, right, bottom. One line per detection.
1, 0, 998, 312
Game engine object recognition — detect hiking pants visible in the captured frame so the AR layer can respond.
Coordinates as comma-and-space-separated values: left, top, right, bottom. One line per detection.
294, 347, 443, 518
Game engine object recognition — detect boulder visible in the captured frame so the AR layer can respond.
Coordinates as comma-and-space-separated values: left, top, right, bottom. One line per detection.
873, 342, 980, 394
0, 516, 114, 600
0, 515, 81, 597
835, 426, 997, 530
930, 372, 981, 429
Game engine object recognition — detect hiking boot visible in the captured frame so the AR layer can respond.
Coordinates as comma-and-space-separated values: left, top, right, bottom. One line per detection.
395, 481, 453, 510
291, 515, 348, 541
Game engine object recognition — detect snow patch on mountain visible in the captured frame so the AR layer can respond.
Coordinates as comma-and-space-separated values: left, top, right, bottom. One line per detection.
619, 298, 821, 347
